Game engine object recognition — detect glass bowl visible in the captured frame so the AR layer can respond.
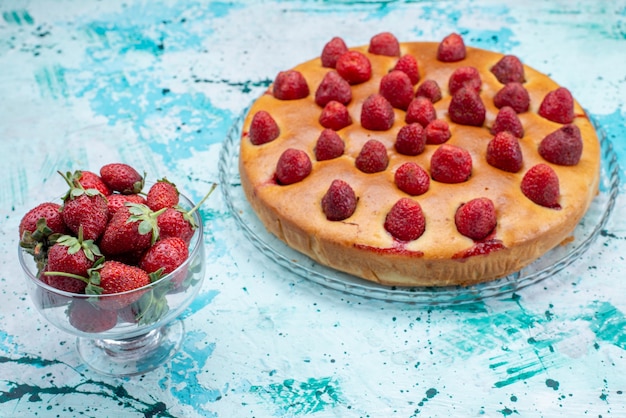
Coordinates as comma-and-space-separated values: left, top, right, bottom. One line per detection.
18, 192, 206, 376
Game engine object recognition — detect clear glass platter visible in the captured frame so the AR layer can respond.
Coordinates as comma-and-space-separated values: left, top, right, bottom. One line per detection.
218, 106, 619, 305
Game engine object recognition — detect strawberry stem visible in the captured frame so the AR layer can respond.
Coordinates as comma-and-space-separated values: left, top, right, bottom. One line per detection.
187, 183, 217, 216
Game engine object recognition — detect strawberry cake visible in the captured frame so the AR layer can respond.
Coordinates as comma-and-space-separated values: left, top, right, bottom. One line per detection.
238, 32, 601, 287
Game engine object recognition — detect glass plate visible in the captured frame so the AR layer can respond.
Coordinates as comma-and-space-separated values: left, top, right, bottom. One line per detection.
218, 106, 619, 305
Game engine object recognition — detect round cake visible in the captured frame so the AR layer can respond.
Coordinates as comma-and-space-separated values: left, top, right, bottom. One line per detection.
238, 32, 601, 287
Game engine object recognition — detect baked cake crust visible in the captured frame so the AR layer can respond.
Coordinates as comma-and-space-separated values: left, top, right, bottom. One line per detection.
239, 40, 601, 287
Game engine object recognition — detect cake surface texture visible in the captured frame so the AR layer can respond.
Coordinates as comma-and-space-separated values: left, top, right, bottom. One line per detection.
238, 32, 601, 287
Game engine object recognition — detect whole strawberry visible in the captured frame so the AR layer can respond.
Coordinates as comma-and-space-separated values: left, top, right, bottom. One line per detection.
99, 203, 163, 255
106, 193, 146, 220
45, 229, 102, 293
68, 299, 118, 333
88, 260, 151, 310
100, 163, 145, 195
139, 237, 189, 290
146, 178, 179, 211
75, 170, 111, 196
158, 183, 217, 244
19, 202, 67, 270
59, 171, 109, 242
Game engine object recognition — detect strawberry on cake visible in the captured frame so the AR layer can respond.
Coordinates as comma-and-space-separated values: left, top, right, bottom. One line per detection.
238, 32, 601, 287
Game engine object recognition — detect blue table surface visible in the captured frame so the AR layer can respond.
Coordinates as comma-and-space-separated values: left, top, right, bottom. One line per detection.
1, 1, 626, 417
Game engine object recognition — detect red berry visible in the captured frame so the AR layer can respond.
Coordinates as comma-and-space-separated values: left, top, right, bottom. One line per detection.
249, 110, 280, 145
321, 179, 358, 221
315, 129, 345, 161
384, 198, 426, 241
360, 94, 395, 131
62, 193, 109, 241
77, 171, 111, 196
315, 70, 352, 107
486, 131, 524, 173
275, 149, 312, 185
521, 164, 561, 209
379, 70, 413, 110
355, 139, 389, 173
157, 207, 194, 244
538, 124, 583, 166
272, 70, 310, 100
493, 82, 530, 114
368, 32, 400, 56
393, 54, 420, 85
415, 79, 442, 103
95, 260, 151, 309
430, 144, 472, 183
455, 198, 497, 240
19, 202, 66, 239
319, 100, 352, 131
321, 37, 348, 68
139, 237, 189, 275
448, 87, 486, 127
491, 106, 524, 138
146, 179, 179, 211
405, 96, 437, 127
45, 234, 101, 293
394, 162, 430, 196
100, 163, 144, 195
106, 193, 146, 220
538, 87, 575, 124
336, 51, 372, 85
68, 299, 117, 333
394, 123, 426, 156
437, 33, 466, 62
490, 55, 525, 84
448, 66, 481, 96
425, 119, 451, 145
99, 204, 160, 255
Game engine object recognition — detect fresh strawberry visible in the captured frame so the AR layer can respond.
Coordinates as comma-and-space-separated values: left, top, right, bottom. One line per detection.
321, 36, 348, 68
76, 170, 111, 196
455, 198, 497, 240
491, 106, 524, 138
490, 55, 525, 84
321, 179, 357, 221
275, 149, 312, 185
448, 66, 481, 95
394, 162, 430, 196
157, 183, 217, 244
106, 193, 146, 220
368, 32, 400, 56
538, 87, 575, 124
315, 70, 352, 107
393, 54, 420, 85
538, 124, 583, 166
355, 139, 389, 173
319, 100, 352, 131
425, 119, 451, 145
437, 33, 466, 62
315, 129, 345, 161
59, 171, 109, 241
336, 51, 372, 85
405, 97, 437, 128
415, 79, 442, 103
45, 229, 102, 293
249, 110, 280, 145
394, 123, 426, 156
99, 204, 162, 255
486, 131, 524, 173
100, 163, 144, 195
493, 82, 530, 114
448, 87, 486, 127
521, 164, 561, 209
379, 70, 414, 110
88, 260, 151, 309
272, 70, 310, 100
384, 198, 426, 241
360, 94, 394, 131
68, 299, 117, 333
19, 202, 66, 240
146, 178, 179, 211
430, 144, 472, 183
139, 237, 189, 278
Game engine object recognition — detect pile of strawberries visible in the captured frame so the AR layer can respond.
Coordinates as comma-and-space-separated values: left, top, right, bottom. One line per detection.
19, 163, 215, 332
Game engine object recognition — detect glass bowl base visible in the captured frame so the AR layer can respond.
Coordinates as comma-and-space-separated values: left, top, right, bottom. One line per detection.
76, 319, 185, 377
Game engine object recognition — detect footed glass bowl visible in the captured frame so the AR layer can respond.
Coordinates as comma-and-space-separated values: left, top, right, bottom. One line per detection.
18, 193, 206, 377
